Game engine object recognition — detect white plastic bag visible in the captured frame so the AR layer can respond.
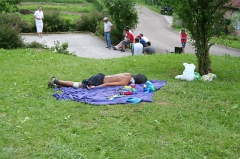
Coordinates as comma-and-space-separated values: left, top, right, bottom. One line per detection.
175, 63, 196, 81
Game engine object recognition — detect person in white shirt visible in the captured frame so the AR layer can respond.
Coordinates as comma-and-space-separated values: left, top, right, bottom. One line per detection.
103, 17, 114, 49
139, 33, 149, 43
131, 38, 143, 56
34, 6, 44, 38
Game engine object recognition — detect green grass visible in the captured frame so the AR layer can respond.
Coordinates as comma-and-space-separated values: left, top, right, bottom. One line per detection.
0, 49, 239, 158
21, 0, 85, 3
212, 35, 240, 50
19, 2, 94, 13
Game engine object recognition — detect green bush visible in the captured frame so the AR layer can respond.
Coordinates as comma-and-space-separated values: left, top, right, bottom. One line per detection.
25, 40, 48, 49
75, 10, 106, 33
43, 11, 73, 32
19, 19, 35, 33
0, 13, 35, 33
0, 24, 24, 49
103, 0, 139, 44
50, 40, 75, 55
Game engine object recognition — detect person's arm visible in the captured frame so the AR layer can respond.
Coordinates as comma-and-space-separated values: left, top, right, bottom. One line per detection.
87, 81, 129, 89
131, 45, 134, 56
110, 24, 113, 32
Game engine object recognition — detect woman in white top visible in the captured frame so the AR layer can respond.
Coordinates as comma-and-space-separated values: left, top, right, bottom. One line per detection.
34, 6, 44, 38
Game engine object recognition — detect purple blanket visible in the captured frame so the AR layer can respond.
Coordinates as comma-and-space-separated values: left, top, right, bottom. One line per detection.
52, 80, 167, 105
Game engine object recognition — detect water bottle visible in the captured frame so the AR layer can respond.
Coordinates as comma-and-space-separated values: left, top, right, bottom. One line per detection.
143, 84, 148, 93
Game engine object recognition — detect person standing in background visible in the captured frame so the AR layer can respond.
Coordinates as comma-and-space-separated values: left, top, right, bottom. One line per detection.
34, 6, 44, 38
180, 28, 187, 53
103, 17, 114, 49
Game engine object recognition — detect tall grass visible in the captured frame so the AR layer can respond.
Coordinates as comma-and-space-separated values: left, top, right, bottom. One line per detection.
21, 0, 85, 3
0, 49, 239, 158
19, 3, 94, 13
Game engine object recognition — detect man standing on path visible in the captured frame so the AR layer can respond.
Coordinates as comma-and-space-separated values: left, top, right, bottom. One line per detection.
34, 6, 44, 38
103, 17, 114, 49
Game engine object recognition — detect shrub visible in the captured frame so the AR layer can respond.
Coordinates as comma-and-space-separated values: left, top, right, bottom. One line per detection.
43, 11, 72, 32
103, 0, 139, 44
0, 24, 24, 49
75, 10, 106, 33
25, 41, 48, 49
50, 40, 75, 55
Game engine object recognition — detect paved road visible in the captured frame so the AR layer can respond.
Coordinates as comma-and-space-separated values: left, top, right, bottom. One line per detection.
22, 6, 240, 59
134, 6, 240, 56
22, 33, 131, 59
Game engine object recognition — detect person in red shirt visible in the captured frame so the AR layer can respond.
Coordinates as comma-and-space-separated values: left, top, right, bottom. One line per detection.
180, 28, 187, 53
113, 27, 134, 52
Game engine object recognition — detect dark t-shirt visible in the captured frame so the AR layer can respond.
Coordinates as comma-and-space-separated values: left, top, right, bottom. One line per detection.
145, 46, 156, 54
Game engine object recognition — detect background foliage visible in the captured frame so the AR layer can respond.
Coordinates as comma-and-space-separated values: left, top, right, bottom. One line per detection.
0, 0, 21, 13
102, 0, 139, 44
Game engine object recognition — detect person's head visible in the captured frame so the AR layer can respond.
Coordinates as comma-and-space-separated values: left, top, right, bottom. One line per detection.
132, 74, 147, 84
125, 26, 130, 30
140, 33, 143, 37
38, 6, 42, 11
181, 28, 185, 33
135, 38, 140, 43
124, 27, 129, 32
146, 41, 151, 46
137, 34, 141, 39
103, 17, 108, 23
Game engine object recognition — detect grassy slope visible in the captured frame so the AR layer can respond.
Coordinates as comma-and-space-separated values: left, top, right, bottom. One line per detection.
0, 49, 239, 158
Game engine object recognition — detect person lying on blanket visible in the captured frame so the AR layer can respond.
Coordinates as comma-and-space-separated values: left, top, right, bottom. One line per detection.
48, 73, 147, 89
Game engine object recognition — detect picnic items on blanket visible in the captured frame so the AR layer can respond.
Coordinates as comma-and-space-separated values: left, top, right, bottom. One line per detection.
122, 85, 137, 95
52, 80, 167, 105
126, 97, 143, 104
175, 63, 196, 81
143, 81, 156, 93
201, 73, 217, 82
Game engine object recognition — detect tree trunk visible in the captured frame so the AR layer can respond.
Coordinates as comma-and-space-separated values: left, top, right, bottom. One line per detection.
197, 41, 211, 75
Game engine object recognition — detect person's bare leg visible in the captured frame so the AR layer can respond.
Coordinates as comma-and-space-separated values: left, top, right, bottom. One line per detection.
182, 47, 185, 53
114, 41, 123, 50
54, 79, 81, 88
57, 80, 75, 87
122, 44, 126, 51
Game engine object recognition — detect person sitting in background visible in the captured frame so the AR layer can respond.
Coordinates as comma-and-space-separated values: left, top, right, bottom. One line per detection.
48, 73, 147, 89
139, 33, 149, 43
144, 41, 156, 55
113, 27, 134, 52
123, 26, 133, 37
137, 34, 147, 47
131, 38, 143, 56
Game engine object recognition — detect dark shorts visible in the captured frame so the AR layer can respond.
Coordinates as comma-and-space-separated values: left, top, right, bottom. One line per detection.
121, 39, 131, 46
81, 73, 105, 88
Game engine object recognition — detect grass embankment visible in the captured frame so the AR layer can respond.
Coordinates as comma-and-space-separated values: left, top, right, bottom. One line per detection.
0, 49, 239, 158
19, 2, 95, 23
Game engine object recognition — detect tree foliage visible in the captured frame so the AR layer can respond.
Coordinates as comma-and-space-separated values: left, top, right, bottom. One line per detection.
170, 0, 231, 75
0, 0, 22, 13
102, 0, 139, 43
